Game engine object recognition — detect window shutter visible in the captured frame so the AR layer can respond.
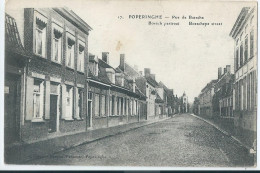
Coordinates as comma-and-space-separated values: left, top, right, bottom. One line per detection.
25, 77, 34, 120
61, 84, 67, 119
74, 87, 80, 119
44, 80, 50, 119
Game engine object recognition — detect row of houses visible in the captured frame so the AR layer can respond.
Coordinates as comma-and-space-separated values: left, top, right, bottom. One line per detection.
5, 8, 178, 146
193, 6, 257, 142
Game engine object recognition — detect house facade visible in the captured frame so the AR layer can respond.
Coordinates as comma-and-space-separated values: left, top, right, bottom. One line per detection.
5, 14, 31, 145
213, 65, 234, 118
229, 7, 257, 134
87, 53, 147, 130
198, 80, 218, 117
7, 8, 92, 143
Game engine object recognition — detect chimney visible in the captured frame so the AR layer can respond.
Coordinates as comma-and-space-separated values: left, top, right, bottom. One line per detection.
144, 68, 151, 77
119, 54, 125, 72
150, 74, 155, 80
218, 67, 222, 79
132, 79, 136, 93
224, 67, 227, 74
134, 65, 138, 71
139, 71, 143, 75
226, 65, 231, 73
102, 52, 109, 64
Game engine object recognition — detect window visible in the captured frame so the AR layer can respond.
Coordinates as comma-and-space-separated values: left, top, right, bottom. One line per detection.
101, 95, 106, 116
34, 12, 47, 57
94, 94, 100, 116
111, 96, 115, 115
240, 44, 243, 66
250, 16, 254, 25
33, 79, 44, 119
66, 86, 73, 119
66, 34, 75, 68
250, 30, 254, 58
52, 23, 63, 63
244, 36, 248, 62
78, 41, 85, 72
235, 49, 239, 70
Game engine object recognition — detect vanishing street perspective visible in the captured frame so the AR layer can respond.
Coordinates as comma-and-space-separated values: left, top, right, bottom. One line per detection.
4, 2, 257, 167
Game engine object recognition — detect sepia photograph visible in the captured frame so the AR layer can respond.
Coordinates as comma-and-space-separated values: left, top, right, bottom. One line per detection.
2, 0, 258, 169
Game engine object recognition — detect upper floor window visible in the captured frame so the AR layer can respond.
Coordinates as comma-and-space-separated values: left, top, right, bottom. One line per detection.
66, 33, 75, 69
240, 44, 243, 66
34, 11, 47, 57
250, 30, 254, 58
52, 22, 63, 63
244, 36, 248, 62
250, 16, 254, 25
245, 24, 248, 33
78, 40, 85, 73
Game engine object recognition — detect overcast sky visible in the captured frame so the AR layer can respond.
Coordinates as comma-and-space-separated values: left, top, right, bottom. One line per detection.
6, 0, 256, 102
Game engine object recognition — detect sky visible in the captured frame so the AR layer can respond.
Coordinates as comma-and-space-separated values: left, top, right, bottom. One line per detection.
5, 0, 256, 102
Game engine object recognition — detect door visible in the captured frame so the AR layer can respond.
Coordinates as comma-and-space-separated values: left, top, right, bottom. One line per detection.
4, 74, 21, 145
49, 95, 58, 133
88, 100, 92, 127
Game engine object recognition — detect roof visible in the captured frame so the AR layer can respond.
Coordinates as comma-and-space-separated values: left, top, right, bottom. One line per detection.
155, 92, 164, 103
145, 76, 159, 87
229, 7, 251, 38
158, 81, 174, 96
53, 8, 92, 34
201, 79, 218, 93
116, 66, 146, 97
5, 13, 31, 58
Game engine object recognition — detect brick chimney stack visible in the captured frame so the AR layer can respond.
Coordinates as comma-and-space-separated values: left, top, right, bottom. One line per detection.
226, 65, 231, 73
150, 74, 156, 80
218, 67, 222, 79
102, 52, 109, 64
144, 68, 151, 77
119, 54, 125, 72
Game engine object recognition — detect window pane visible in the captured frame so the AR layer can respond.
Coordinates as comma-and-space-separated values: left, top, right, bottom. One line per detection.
35, 94, 40, 118
36, 28, 43, 55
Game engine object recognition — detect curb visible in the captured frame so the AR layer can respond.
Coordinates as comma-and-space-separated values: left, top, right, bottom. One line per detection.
22, 116, 173, 164
190, 113, 253, 152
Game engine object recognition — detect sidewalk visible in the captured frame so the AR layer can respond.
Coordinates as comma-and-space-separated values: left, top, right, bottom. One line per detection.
5, 117, 171, 164
190, 114, 255, 152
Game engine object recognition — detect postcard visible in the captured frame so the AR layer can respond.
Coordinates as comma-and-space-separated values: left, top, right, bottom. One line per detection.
3, 0, 258, 169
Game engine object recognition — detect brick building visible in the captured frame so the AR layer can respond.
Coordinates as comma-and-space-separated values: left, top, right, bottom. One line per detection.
229, 7, 257, 134
198, 80, 218, 117
5, 14, 31, 145
213, 65, 234, 118
87, 53, 147, 129
7, 8, 92, 143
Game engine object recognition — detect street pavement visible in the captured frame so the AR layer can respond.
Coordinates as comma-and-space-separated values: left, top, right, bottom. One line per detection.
26, 114, 254, 167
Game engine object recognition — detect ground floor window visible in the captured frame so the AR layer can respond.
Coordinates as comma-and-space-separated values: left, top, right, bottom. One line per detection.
66, 85, 74, 119
33, 79, 44, 119
101, 95, 106, 116
94, 94, 100, 116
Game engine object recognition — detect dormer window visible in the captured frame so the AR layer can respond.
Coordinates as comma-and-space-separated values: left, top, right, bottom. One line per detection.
52, 22, 63, 63
66, 32, 75, 69
34, 11, 47, 57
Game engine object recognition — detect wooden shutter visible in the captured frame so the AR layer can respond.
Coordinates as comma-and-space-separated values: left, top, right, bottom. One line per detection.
25, 77, 34, 120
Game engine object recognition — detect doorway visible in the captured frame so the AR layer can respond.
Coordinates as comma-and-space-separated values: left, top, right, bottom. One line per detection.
49, 95, 58, 133
4, 74, 21, 145
88, 100, 92, 127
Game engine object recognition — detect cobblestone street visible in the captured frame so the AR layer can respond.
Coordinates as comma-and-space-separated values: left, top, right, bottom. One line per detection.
27, 114, 254, 167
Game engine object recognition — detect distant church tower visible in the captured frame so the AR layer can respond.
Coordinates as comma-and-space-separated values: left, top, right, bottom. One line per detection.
182, 92, 188, 113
